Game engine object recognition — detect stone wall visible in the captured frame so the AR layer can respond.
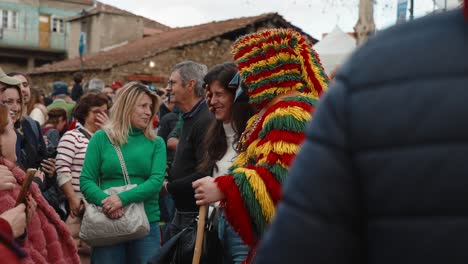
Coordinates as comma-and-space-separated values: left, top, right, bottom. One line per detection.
111, 38, 234, 87
31, 37, 234, 92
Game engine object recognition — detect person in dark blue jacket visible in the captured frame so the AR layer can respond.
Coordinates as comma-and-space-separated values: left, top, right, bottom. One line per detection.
254, 3, 468, 264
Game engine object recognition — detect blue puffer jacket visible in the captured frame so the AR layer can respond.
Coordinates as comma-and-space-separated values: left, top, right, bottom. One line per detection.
254, 9, 468, 264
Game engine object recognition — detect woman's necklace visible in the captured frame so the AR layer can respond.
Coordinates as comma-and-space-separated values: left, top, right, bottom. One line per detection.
235, 111, 264, 152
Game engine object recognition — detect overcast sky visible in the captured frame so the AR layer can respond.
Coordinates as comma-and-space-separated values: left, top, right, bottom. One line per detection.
99, 0, 440, 39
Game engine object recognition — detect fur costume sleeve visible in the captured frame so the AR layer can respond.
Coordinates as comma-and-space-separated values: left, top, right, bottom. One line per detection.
215, 94, 318, 247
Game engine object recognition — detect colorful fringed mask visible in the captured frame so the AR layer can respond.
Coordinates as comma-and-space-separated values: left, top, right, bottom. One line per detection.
232, 28, 329, 107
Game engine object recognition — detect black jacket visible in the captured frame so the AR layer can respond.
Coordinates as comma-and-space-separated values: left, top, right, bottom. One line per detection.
167, 99, 214, 212
255, 10, 468, 264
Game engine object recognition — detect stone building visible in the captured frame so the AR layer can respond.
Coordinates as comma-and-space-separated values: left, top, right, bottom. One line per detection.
30, 13, 317, 92
0, 0, 168, 72
0, 0, 92, 72
67, 2, 169, 59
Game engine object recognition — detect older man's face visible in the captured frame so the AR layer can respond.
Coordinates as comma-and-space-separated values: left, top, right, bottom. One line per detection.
166, 70, 189, 106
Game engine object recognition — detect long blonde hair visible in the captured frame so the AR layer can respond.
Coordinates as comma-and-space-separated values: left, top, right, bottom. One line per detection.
103, 82, 160, 145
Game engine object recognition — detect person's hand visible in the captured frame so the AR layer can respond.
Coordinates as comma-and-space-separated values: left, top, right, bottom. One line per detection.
160, 180, 169, 196
40, 159, 55, 177
102, 194, 123, 215
43, 135, 49, 147
26, 195, 37, 224
34, 169, 45, 183
205, 89, 215, 113
69, 196, 84, 218
0, 204, 26, 238
0, 165, 16, 191
105, 208, 124, 219
192, 176, 225, 205
95, 112, 109, 129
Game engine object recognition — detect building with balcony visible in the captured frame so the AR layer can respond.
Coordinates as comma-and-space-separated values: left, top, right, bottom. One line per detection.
0, 0, 93, 72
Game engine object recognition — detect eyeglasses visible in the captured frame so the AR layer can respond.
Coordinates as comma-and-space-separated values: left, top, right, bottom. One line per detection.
167, 80, 176, 88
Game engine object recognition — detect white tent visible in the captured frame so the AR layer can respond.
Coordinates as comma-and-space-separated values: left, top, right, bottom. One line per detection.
433, 0, 461, 9
314, 26, 357, 75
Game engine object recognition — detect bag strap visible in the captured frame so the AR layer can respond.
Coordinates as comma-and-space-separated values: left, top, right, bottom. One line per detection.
104, 131, 131, 186
77, 127, 92, 140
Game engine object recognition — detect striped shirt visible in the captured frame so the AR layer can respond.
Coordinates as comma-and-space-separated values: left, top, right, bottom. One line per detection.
56, 127, 92, 194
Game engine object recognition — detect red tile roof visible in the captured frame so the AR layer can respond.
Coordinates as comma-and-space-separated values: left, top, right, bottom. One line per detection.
32, 13, 316, 74
68, 1, 170, 31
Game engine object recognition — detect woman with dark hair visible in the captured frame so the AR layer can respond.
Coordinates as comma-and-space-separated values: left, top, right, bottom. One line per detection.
55, 93, 109, 258
27, 87, 48, 126
42, 108, 68, 157
197, 62, 254, 263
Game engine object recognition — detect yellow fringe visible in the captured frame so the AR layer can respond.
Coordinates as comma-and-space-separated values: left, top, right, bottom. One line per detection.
249, 85, 298, 100
241, 53, 298, 75
251, 68, 302, 85
256, 141, 299, 156
232, 167, 275, 223
263, 106, 311, 125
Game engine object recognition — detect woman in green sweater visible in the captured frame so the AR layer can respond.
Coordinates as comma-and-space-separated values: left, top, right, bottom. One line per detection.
80, 82, 166, 264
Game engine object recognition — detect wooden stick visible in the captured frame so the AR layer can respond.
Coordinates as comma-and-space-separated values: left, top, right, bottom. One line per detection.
15, 168, 37, 206
192, 205, 207, 264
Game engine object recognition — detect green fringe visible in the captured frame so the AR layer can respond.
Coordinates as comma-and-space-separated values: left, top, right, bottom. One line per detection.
260, 115, 307, 138
236, 43, 299, 64
268, 163, 289, 185
241, 59, 302, 79
282, 95, 319, 105
309, 49, 329, 85
249, 92, 277, 106
246, 72, 304, 91
232, 169, 267, 238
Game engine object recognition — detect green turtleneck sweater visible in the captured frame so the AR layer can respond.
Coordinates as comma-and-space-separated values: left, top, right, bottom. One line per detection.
80, 128, 166, 223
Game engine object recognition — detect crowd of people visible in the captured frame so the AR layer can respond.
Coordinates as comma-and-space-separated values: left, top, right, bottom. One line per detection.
0, 3, 466, 263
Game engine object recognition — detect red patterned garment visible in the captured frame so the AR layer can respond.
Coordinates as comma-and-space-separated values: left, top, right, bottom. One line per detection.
0, 157, 79, 264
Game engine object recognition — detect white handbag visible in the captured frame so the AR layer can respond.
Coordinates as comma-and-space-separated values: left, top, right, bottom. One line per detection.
79, 136, 150, 247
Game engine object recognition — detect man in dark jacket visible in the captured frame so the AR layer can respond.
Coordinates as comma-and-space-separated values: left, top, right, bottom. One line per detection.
254, 4, 468, 264
161, 61, 213, 246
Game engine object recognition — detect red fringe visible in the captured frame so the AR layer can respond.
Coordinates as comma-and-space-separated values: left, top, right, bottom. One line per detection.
234, 33, 286, 61
299, 46, 325, 96
266, 152, 296, 167
258, 129, 306, 146
273, 99, 312, 111
247, 80, 302, 99
237, 47, 298, 71
215, 176, 256, 247
246, 165, 282, 205
244, 101, 299, 146
243, 63, 302, 84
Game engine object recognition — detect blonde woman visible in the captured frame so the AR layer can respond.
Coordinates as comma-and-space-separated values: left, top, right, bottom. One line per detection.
80, 82, 166, 264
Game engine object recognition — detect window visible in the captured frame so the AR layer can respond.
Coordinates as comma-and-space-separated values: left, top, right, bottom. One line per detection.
52, 17, 64, 33
0, 9, 18, 30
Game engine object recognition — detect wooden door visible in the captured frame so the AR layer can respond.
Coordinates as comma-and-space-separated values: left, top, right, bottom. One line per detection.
39, 14, 50, 49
